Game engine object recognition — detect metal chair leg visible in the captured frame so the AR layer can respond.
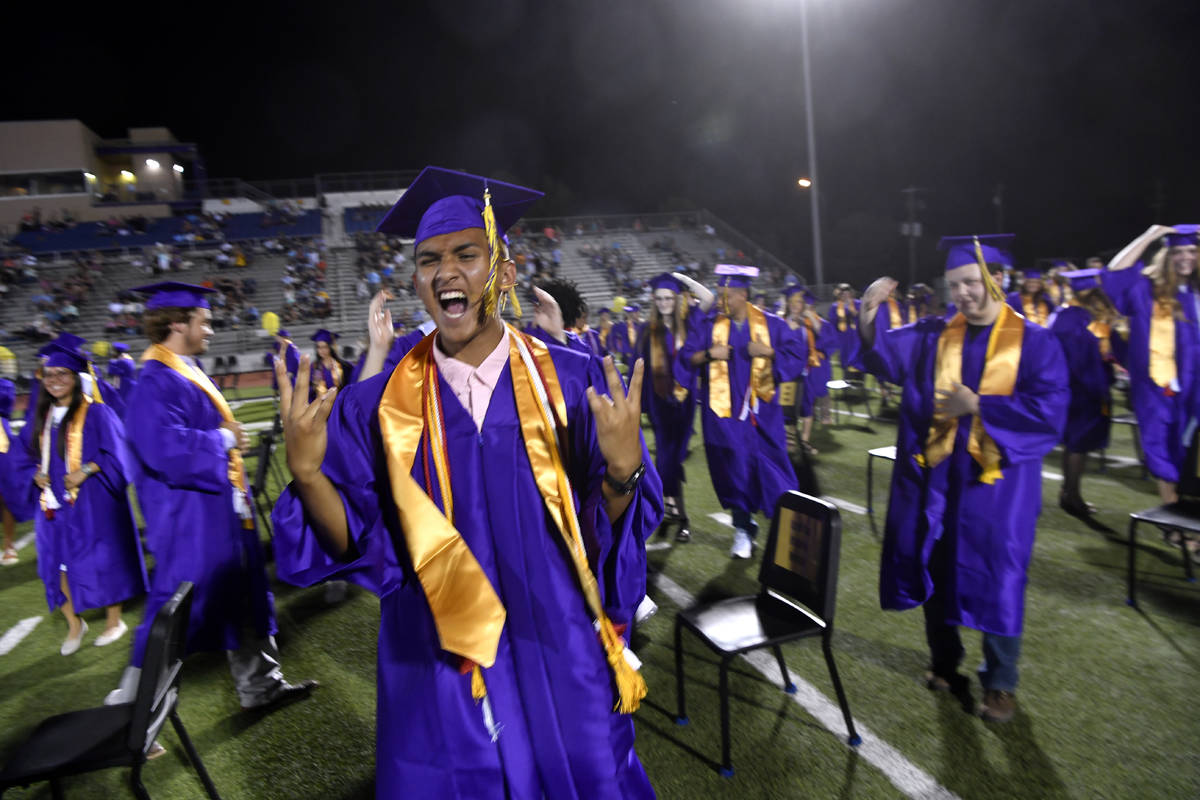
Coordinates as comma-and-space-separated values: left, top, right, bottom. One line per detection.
822, 634, 860, 745
866, 454, 874, 514
674, 619, 689, 724
773, 646, 794, 693
130, 763, 151, 800
170, 711, 223, 799
719, 657, 733, 776
1126, 518, 1138, 607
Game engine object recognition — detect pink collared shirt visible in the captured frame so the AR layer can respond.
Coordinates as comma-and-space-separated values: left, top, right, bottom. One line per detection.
431, 332, 510, 433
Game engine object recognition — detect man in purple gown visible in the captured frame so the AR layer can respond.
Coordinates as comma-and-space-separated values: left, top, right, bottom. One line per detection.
272, 167, 661, 799
859, 235, 1068, 723
114, 281, 315, 710
679, 264, 807, 558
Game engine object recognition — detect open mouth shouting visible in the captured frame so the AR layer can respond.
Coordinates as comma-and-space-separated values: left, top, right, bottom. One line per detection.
438, 289, 470, 319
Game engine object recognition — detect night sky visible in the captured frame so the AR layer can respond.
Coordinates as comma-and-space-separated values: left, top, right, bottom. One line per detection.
9, 0, 1200, 286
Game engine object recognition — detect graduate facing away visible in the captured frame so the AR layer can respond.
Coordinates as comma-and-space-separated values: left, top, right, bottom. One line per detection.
272, 167, 662, 799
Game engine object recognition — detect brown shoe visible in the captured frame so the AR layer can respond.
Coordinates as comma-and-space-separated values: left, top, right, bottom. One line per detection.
924, 667, 969, 696
979, 689, 1016, 722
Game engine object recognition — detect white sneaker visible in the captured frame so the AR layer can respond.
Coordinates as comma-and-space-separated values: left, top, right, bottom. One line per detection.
634, 595, 658, 625
730, 529, 754, 559
94, 619, 128, 647
61, 621, 88, 656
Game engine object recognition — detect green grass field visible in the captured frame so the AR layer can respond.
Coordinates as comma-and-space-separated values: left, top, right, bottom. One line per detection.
1, 390, 1197, 799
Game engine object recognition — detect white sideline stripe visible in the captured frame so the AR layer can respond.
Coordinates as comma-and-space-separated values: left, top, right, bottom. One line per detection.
0, 616, 43, 657
1041, 471, 1063, 482
822, 496, 868, 516
654, 573, 960, 800
709, 511, 733, 527
646, 542, 674, 552
14, 531, 35, 551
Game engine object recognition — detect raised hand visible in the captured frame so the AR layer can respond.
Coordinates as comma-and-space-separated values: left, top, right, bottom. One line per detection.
367, 290, 395, 354
587, 356, 645, 481
861, 277, 899, 318
277, 354, 337, 483
532, 286, 566, 342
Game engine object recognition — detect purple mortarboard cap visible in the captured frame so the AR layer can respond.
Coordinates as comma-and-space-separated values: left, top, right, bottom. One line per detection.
648, 273, 682, 293
375, 166, 543, 248
598, 307, 611, 315
41, 341, 90, 373
782, 284, 816, 303
38, 332, 88, 359
1021, 269, 1042, 280
1165, 224, 1200, 248
1061, 268, 1103, 292
311, 329, 337, 343
111, 341, 129, 353
276, 328, 291, 339
132, 281, 215, 310
624, 303, 641, 313
0, 378, 13, 419
939, 234, 1016, 271
715, 263, 759, 289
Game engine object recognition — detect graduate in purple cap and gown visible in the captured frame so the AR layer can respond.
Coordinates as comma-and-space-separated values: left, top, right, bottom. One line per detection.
1050, 269, 1120, 516
1102, 224, 1200, 506
680, 264, 806, 559
858, 234, 1068, 723
0, 379, 35, 566
521, 276, 600, 359
638, 271, 714, 542
1006, 269, 1055, 327
113, 281, 316, 711
272, 166, 661, 800
309, 329, 353, 395
15, 341, 146, 655
32, 332, 127, 418
828, 284, 863, 372
270, 327, 301, 392
783, 285, 836, 454
106, 342, 139, 406
608, 304, 644, 372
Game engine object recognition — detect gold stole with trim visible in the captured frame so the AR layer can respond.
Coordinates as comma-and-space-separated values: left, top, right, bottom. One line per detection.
1148, 300, 1177, 389
918, 305, 1024, 485
39, 397, 91, 514
376, 327, 646, 711
141, 343, 253, 528
649, 326, 688, 403
709, 305, 774, 418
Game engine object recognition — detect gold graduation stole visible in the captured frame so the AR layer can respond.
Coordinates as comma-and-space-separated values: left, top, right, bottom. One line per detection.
918, 305, 1024, 485
0, 421, 7, 453
1148, 300, 1177, 390
377, 327, 646, 712
142, 344, 254, 528
649, 326, 688, 403
314, 359, 343, 394
908, 305, 918, 324
625, 321, 636, 348
86, 363, 104, 404
803, 317, 822, 368
709, 304, 775, 418
1087, 320, 1112, 360
39, 397, 91, 514
887, 298, 903, 328
1021, 294, 1049, 327
598, 322, 611, 348
835, 302, 849, 332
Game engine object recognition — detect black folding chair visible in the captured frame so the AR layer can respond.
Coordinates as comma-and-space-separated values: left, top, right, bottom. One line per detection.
0, 582, 221, 799
1126, 503, 1200, 607
674, 491, 860, 776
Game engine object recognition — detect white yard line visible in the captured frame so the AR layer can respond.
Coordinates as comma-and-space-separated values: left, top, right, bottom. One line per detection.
13, 531, 35, 551
0, 616, 43, 657
653, 573, 960, 800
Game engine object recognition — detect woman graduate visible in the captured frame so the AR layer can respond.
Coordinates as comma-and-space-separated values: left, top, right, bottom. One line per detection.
310, 329, 353, 394
19, 340, 147, 654
1102, 224, 1199, 506
784, 285, 836, 454
105, 341, 139, 405
272, 167, 662, 799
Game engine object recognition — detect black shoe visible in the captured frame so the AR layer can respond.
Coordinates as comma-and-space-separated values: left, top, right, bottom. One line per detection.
675, 527, 691, 543
242, 679, 319, 712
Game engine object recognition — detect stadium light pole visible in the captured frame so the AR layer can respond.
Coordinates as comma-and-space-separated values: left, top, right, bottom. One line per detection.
799, 0, 824, 290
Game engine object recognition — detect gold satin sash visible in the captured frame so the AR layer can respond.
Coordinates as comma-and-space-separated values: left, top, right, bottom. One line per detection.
709, 305, 774, 417
919, 305, 1024, 484
1021, 295, 1049, 327
649, 326, 688, 403
804, 318, 822, 368
141, 343, 253, 527
1148, 300, 1177, 390
39, 398, 90, 514
835, 302, 848, 332
888, 298, 903, 328
1087, 320, 1112, 360
908, 306, 918, 324
377, 327, 645, 711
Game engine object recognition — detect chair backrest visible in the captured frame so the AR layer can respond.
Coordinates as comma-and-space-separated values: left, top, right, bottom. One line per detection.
127, 582, 195, 755
757, 491, 841, 625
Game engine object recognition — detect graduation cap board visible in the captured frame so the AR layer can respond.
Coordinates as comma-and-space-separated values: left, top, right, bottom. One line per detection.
715, 263, 760, 289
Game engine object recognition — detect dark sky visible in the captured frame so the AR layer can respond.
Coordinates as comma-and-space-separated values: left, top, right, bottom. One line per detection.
9, 0, 1200, 286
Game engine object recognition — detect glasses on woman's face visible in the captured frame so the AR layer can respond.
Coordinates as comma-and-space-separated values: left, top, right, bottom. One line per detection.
43, 369, 75, 381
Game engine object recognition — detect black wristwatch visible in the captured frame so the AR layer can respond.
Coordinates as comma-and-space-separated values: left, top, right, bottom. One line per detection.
604, 462, 646, 495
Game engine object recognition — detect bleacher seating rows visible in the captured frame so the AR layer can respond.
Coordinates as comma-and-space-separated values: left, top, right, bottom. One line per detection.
343, 207, 387, 235
10, 211, 322, 255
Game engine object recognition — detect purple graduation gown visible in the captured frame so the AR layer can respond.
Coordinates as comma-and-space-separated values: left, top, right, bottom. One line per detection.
126, 359, 277, 663
1102, 267, 1199, 482
680, 308, 806, 516
828, 300, 862, 370
1050, 306, 1113, 453
639, 321, 697, 497
608, 320, 644, 366
1, 417, 36, 522
797, 317, 837, 417
106, 356, 139, 406
862, 316, 1068, 637
273, 338, 662, 800
349, 328, 430, 384
17, 403, 147, 612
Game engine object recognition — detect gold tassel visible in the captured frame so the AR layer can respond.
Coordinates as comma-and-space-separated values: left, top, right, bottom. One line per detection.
481, 188, 502, 318
86, 363, 105, 404
508, 286, 523, 319
973, 237, 1006, 302
598, 617, 647, 713
471, 664, 487, 701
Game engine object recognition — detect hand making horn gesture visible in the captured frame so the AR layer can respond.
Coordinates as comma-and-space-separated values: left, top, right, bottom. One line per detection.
587, 356, 645, 486
276, 353, 337, 484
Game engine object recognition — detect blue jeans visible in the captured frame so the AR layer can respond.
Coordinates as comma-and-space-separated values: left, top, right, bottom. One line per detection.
731, 508, 759, 538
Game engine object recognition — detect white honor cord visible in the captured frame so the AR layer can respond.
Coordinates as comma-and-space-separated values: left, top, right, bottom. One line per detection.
481, 695, 502, 742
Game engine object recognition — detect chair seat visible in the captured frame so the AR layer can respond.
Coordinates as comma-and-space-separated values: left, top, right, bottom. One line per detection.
868, 445, 897, 460
1129, 503, 1200, 533
0, 703, 135, 786
680, 595, 824, 654
825, 380, 851, 391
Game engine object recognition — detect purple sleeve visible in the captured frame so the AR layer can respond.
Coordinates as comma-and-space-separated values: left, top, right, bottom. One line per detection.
770, 315, 808, 383
978, 327, 1070, 466
125, 370, 230, 492
83, 403, 132, 495
862, 321, 930, 385
1101, 264, 1149, 318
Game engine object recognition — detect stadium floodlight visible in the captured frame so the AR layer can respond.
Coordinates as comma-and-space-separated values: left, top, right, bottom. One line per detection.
120, 170, 135, 180
146, 159, 160, 170
797, 177, 812, 188
83, 172, 96, 181
173, 164, 185, 174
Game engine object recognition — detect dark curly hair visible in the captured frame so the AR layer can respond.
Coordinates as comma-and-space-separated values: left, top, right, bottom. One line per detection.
534, 277, 587, 329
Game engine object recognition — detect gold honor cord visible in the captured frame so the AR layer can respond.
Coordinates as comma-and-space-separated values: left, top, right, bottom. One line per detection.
141, 344, 254, 528
708, 304, 775, 417
1148, 300, 1177, 390
919, 303, 1024, 485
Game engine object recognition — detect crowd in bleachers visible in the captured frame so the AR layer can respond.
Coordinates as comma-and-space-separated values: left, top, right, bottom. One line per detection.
278, 241, 331, 324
